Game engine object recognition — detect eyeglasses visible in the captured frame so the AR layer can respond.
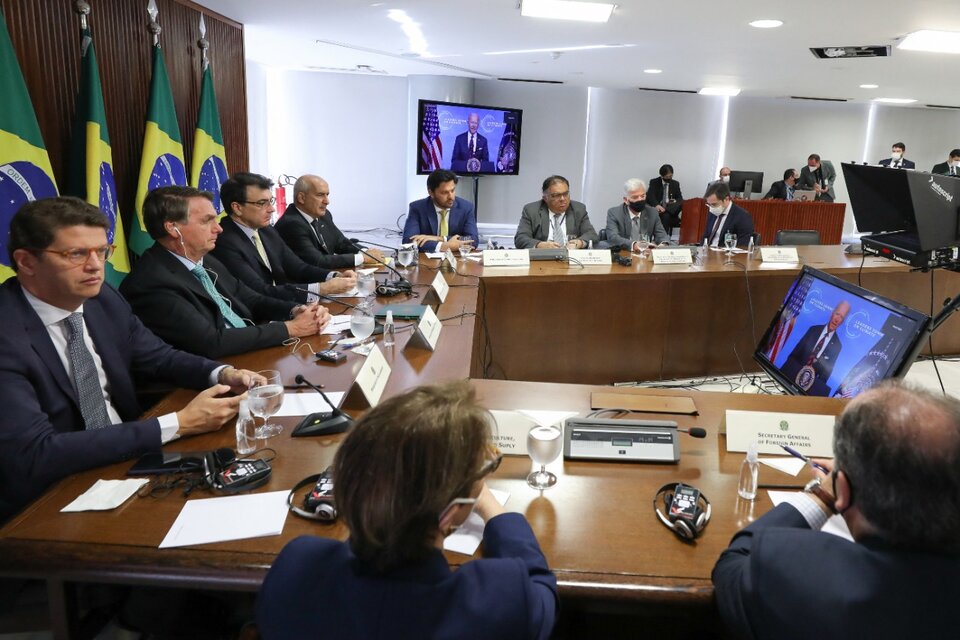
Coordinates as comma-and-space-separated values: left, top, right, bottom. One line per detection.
40, 245, 115, 264
242, 197, 276, 208
546, 191, 570, 200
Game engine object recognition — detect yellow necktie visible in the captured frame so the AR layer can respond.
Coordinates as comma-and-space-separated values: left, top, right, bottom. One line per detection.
439, 209, 449, 238
252, 231, 274, 284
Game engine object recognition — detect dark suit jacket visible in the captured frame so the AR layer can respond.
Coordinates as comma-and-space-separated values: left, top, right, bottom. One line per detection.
780, 323, 842, 388
210, 217, 332, 303
256, 513, 558, 640
712, 503, 959, 640
403, 196, 479, 253
274, 204, 360, 270
646, 177, 684, 207
878, 157, 916, 169
701, 203, 755, 246
764, 180, 793, 200
0, 280, 218, 521
120, 244, 295, 359
931, 162, 959, 176
452, 131, 490, 163
605, 203, 672, 248
514, 200, 598, 249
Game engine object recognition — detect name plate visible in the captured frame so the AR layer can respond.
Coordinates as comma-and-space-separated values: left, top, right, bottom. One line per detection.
353, 344, 391, 407
404, 304, 442, 351
430, 271, 449, 303
760, 247, 800, 263
652, 248, 693, 264
567, 249, 612, 265
444, 249, 458, 268
488, 409, 537, 456
725, 410, 835, 457
483, 249, 530, 267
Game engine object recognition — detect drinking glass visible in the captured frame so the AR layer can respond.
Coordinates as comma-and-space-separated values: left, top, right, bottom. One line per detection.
638, 233, 651, 259
566, 234, 578, 249
350, 304, 375, 341
357, 272, 376, 299
724, 232, 737, 255
526, 423, 563, 490
397, 243, 416, 272
249, 370, 284, 439
459, 241, 474, 260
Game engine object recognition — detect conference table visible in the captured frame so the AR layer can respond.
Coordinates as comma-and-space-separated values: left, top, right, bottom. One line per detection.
1, 248, 957, 638
678, 197, 846, 246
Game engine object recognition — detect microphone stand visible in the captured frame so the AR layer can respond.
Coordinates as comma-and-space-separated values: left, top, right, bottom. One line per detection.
291, 375, 354, 437
348, 241, 412, 292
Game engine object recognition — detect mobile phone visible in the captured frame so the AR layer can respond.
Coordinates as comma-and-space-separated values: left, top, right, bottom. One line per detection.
316, 349, 346, 363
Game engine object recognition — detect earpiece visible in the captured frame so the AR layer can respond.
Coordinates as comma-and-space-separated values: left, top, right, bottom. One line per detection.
173, 225, 183, 238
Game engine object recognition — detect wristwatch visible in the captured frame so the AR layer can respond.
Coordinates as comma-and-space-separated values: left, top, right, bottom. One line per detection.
217, 366, 236, 385
804, 477, 837, 514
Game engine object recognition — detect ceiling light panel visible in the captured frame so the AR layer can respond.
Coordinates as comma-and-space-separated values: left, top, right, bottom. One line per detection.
520, 0, 616, 23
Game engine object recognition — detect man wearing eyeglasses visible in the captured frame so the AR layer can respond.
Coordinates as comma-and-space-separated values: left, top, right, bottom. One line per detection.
514, 175, 598, 250
0, 197, 264, 522
211, 172, 357, 303
120, 186, 330, 359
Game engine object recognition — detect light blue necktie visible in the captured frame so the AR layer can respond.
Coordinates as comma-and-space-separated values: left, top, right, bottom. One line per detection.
191, 264, 246, 329
64, 313, 111, 429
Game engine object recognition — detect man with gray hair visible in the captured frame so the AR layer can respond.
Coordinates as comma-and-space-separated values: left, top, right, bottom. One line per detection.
605, 178, 672, 251
712, 380, 960, 639
514, 175, 598, 249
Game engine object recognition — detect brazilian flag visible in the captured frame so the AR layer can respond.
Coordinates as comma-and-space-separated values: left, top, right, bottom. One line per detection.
130, 44, 186, 256
191, 62, 228, 216
0, 9, 58, 283
67, 27, 130, 286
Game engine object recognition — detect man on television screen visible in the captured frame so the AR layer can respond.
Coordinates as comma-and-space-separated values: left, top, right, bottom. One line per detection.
451, 113, 489, 172
781, 300, 851, 393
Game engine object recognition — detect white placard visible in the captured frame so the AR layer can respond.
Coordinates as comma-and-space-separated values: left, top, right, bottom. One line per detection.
444, 249, 458, 268
725, 410, 835, 457
652, 248, 693, 264
760, 247, 800, 263
405, 304, 442, 351
430, 271, 449, 303
488, 410, 537, 456
567, 249, 612, 265
482, 249, 530, 267
352, 344, 391, 407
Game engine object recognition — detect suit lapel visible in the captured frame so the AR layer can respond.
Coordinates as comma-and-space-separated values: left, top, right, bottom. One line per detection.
226, 219, 271, 273
16, 285, 76, 405
424, 201, 438, 236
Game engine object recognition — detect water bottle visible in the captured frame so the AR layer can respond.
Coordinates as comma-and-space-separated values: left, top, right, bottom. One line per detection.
587, 239, 593, 250
236, 397, 257, 455
737, 441, 759, 500
382, 310, 396, 348
747, 235, 755, 256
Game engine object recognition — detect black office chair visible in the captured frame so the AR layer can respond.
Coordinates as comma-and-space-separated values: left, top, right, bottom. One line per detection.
599, 228, 607, 242
775, 229, 820, 246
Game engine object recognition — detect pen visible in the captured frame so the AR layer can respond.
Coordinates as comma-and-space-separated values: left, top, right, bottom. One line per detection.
780, 444, 831, 475
758, 484, 806, 490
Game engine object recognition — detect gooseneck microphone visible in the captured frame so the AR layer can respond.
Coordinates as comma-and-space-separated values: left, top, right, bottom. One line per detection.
290, 375, 354, 437
679, 427, 707, 438
349, 238, 395, 252
346, 240, 412, 291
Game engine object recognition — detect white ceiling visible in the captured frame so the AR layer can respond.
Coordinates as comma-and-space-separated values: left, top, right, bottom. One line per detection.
196, 0, 960, 106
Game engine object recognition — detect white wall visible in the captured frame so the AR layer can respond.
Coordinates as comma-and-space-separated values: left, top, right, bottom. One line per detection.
867, 105, 960, 172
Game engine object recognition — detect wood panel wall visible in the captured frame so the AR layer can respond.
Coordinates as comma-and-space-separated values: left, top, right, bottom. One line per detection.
2, 0, 248, 239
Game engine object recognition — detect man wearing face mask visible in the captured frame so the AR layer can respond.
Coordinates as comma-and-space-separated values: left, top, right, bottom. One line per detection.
701, 182, 754, 247
764, 169, 800, 200
708, 166, 732, 188
931, 149, 960, 177
606, 178, 673, 251
797, 154, 836, 202
646, 164, 684, 237
878, 142, 915, 169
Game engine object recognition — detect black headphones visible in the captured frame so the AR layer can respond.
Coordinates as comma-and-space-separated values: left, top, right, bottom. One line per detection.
376, 283, 412, 296
653, 482, 712, 541
287, 473, 338, 522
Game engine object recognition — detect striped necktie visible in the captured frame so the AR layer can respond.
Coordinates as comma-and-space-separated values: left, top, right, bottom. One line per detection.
191, 264, 246, 329
552, 215, 565, 245
64, 313, 111, 429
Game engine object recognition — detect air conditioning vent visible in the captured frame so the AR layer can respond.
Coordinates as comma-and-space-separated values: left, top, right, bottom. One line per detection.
810, 45, 891, 59
637, 87, 697, 94
497, 77, 564, 84
790, 95, 849, 102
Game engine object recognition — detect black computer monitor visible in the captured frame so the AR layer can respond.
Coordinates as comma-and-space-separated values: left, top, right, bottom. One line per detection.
754, 266, 930, 397
729, 170, 764, 195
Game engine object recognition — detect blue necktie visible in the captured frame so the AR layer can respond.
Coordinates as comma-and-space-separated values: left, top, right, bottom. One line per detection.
64, 313, 111, 429
191, 264, 246, 329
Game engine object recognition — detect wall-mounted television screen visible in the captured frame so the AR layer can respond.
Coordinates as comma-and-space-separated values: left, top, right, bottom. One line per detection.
417, 99, 522, 176
754, 266, 929, 397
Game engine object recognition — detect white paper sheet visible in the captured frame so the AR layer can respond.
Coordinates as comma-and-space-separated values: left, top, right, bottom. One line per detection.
324, 287, 361, 298
759, 457, 807, 476
61, 478, 148, 513
159, 490, 289, 549
444, 489, 510, 556
322, 314, 352, 335
273, 391, 345, 417
767, 490, 853, 541
425, 252, 446, 259
516, 409, 578, 428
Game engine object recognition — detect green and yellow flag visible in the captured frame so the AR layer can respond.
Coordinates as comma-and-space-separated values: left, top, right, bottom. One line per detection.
66, 27, 129, 286
130, 44, 186, 256
0, 9, 58, 282
191, 62, 228, 216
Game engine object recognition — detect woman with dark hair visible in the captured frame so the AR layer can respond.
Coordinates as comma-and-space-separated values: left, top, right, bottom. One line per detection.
256, 381, 558, 639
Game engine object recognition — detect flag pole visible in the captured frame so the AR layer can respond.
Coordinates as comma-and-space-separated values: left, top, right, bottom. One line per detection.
198, 14, 209, 69
73, 1, 89, 30
147, 0, 160, 47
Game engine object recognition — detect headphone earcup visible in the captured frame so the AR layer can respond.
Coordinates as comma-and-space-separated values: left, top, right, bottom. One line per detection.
695, 510, 707, 532
673, 519, 694, 540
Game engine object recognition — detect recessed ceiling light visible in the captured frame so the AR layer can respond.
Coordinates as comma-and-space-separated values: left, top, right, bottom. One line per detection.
520, 0, 615, 23
644, 68, 662, 74
898, 30, 960, 54
874, 97, 917, 104
699, 87, 741, 97
749, 19, 783, 29
859, 84, 879, 89
484, 44, 633, 56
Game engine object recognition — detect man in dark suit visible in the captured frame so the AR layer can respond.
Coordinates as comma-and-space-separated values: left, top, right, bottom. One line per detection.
797, 154, 837, 201
700, 182, 755, 247
646, 163, 684, 236
515, 175, 598, 249
607, 178, 672, 250
211, 172, 356, 303
764, 168, 799, 200
120, 186, 330, 359
0, 197, 259, 521
780, 300, 850, 393
450, 112, 490, 167
403, 169, 479, 253
931, 149, 960, 176
878, 141, 915, 169
274, 174, 384, 270
713, 381, 960, 639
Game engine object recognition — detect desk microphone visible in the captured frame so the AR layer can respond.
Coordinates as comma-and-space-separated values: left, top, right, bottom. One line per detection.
291, 375, 354, 437
293, 287, 363, 311
679, 427, 707, 438
347, 240, 412, 292
349, 238, 396, 252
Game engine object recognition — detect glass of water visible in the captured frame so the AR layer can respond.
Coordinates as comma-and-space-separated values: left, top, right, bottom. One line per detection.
459, 241, 474, 261
350, 303, 375, 341
638, 233, 651, 259
526, 423, 563, 490
724, 232, 737, 255
357, 271, 376, 299
397, 243, 416, 273
249, 369, 284, 439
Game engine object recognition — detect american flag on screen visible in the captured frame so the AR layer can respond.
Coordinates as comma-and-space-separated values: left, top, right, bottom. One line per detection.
765, 276, 812, 362
421, 104, 443, 171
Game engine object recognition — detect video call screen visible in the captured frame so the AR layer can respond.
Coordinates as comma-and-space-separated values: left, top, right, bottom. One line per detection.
417, 99, 522, 176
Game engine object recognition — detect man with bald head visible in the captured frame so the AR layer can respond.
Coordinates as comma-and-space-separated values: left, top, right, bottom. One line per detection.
781, 300, 850, 393
275, 174, 383, 270
713, 380, 960, 638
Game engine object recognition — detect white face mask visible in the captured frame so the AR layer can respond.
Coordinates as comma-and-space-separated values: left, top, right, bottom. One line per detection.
949, 160, 958, 168
891, 151, 903, 160
708, 203, 725, 215
721, 175, 730, 183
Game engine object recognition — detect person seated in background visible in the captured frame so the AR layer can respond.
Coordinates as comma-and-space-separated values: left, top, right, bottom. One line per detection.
211, 172, 356, 304
878, 141, 915, 169
701, 182, 755, 247
120, 186, 329, 359
515, 175, 598, 249
274, 174, 383, 269
646, 163, 684, 236
256, 381, 559, 640
607, 178, 673, 251
764, 168, 799, 200
708, 166, 732, 188
0, 197, 261, 522
797, 154, 836, 202
712, 381, 960, 639
931, 149, 960, 176
403, 169, 479, 253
